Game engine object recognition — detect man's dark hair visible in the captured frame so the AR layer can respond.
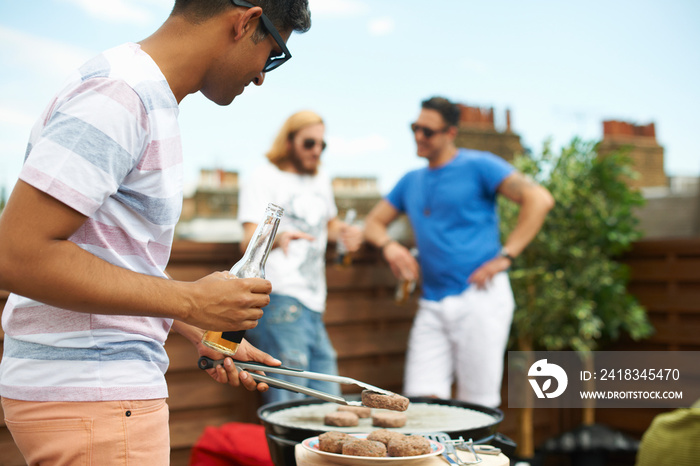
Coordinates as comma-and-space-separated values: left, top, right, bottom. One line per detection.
172, 0, 311, 39
421, 96, 461, 127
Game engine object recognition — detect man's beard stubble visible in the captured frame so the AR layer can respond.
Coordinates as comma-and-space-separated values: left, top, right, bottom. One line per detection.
289, 149, 318, 176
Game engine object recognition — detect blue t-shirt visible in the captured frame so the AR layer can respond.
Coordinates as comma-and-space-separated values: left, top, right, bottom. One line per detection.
386, 149, 514, 301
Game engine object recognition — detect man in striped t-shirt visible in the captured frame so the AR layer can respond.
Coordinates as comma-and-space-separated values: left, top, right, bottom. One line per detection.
0, 1, 311, 464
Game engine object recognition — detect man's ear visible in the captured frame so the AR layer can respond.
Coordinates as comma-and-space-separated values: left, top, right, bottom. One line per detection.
231, 6, 263, 41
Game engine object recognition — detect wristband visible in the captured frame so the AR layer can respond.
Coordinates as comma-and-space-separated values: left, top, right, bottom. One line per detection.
499, 246, 515, 262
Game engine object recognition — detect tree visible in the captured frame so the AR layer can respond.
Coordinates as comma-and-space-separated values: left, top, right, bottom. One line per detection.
0, 185, 6, 212
499, 138, 654, 457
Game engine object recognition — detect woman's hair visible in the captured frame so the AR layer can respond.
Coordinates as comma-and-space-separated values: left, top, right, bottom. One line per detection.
266, 110, 324, 168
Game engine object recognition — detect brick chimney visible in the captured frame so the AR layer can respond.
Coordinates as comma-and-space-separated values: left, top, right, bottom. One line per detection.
599, 120, 667, 189
458, 104, 495, 130
602, 120, 656, 139
454, 103, 523, 162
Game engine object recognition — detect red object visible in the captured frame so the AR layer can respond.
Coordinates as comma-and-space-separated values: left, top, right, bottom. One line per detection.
190, 422, 274, 466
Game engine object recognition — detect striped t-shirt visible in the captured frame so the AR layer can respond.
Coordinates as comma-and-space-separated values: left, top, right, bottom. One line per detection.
0, 43, 182, 401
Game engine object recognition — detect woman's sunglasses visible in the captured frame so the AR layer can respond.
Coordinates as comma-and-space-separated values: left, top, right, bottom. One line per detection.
410, 123, 449, 139
303, 138, 327, 151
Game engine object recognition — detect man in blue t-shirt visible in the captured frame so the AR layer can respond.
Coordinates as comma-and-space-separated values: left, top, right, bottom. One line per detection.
365, 96, 554, 407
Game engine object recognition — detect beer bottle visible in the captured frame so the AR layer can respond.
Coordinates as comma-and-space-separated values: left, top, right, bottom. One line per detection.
394, 247, 419, 305
201, 203, 283, 356
335, 208, 357, 267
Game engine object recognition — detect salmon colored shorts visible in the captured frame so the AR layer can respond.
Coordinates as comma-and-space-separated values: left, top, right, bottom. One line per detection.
2, 397, 170, 466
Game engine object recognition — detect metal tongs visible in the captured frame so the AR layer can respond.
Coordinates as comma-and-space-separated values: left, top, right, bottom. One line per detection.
422, 432, 501, 465
198, 356, 394, 406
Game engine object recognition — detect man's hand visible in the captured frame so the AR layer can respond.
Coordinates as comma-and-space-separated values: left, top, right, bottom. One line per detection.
198, 339, 281, 391
339, 224, 363, 253
467, 256, 511, 289
276, 230, 315, 254
186, 272, 271, 331
383, 241, 420, 282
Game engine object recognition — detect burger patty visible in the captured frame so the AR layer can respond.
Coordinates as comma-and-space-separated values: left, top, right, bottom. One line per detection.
318, 431, 351, 454
367, 429, 405, 446
372, 411, 407, 428
361, 390, 410, 412
387, 435, 432, 457
324, 411, 359, 427
341, 438, 387, 457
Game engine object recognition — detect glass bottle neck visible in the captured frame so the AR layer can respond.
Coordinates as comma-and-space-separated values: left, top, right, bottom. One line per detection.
231, 204, 283, 278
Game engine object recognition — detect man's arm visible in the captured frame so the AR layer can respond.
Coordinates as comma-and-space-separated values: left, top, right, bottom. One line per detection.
364, 200, 419, 281
497, 172, 555, 258
0, 180, 270, 332
468, 172, 554, 288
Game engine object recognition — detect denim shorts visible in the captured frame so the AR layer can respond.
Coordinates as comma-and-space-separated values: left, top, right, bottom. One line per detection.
246, 294, 340, 403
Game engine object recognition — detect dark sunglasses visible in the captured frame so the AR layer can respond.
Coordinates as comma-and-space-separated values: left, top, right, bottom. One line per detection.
410, 123, 449, 139
303, 138, 327, 151
230, 0, 291, 72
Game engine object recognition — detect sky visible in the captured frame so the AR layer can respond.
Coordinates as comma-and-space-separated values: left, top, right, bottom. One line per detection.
1, 0, 699, 198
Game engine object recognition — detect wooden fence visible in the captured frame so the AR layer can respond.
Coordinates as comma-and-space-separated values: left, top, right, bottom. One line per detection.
594, 237, 700, 441
1, 238, 699, 465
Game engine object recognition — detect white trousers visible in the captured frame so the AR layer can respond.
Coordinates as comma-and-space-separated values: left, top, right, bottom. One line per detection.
403, 272, 515, 408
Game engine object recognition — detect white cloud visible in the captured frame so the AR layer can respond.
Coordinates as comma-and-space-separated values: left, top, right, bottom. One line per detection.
60, 0, 154, 24
0, 27, 93, 77
308, 0, 370, 18
367, 17, 395, 36
327, 134, 390, 157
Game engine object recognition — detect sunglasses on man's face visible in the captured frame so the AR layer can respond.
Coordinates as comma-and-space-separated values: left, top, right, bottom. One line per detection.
230, 0, 291, 72
410, 123, 449, 139
302, 138, 327, 151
